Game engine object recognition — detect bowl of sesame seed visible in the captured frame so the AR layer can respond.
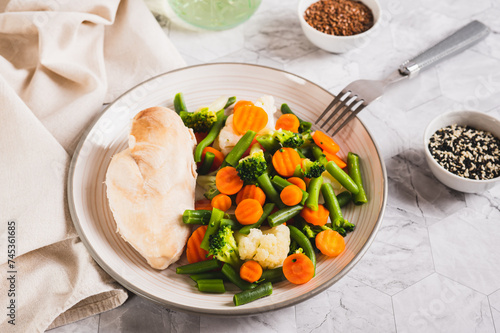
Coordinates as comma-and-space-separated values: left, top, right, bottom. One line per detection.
424, 110, 500, 193
298, 0, 381, 53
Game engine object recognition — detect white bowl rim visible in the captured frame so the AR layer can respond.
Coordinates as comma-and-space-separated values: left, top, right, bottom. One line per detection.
297, 0, 382, 40
423, 110, 500, 185
67, 62, 388, 316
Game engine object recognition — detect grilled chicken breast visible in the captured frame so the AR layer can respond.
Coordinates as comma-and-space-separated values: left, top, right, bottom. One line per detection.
105, 106, 197, 270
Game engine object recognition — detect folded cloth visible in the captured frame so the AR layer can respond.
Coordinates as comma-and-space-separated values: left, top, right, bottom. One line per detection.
0, 0, 185, 331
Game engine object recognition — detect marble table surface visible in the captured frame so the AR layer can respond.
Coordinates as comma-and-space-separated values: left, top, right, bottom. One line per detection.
49, 0, 500, 332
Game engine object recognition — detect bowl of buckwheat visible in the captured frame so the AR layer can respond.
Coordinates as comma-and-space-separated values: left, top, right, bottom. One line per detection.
424, 110, 500, 193
298, 0, 381, 53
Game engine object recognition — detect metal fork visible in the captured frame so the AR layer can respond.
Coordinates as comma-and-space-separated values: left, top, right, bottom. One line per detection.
316, 20, 490, 136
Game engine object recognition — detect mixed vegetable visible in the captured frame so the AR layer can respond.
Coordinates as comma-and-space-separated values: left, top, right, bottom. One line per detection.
175, 93, 367, 306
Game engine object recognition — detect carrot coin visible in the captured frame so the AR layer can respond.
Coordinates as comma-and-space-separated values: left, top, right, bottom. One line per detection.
275, 114, 300, 133
216, 166, 244, 195
272, 148, 302, 177
236, 185, 266, 206
233, 105, 268, 134
316, 229, 346, 257
235, 199, 263, 225
300, 204, 329, 226
282, 253, 314, 285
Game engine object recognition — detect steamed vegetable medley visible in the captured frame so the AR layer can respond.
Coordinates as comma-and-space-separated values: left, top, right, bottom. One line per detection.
175, 93, 368, 306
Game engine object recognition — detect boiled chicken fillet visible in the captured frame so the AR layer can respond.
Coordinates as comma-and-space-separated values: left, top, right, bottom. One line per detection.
105, 106, 197, 270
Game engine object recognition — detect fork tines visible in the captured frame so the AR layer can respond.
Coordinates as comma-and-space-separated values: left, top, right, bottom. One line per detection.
315, 90, 366, 136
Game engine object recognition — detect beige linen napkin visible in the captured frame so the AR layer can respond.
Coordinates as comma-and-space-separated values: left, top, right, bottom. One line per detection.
0, 0, 185, 331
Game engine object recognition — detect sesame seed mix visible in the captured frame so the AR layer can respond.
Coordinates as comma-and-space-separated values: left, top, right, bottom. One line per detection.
428, 124, 500, 180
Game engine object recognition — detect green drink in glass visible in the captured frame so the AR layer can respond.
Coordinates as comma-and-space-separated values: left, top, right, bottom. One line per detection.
168, 0, 262, 30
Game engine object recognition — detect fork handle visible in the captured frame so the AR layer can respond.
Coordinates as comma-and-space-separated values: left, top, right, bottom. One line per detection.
399, 20, 490, 77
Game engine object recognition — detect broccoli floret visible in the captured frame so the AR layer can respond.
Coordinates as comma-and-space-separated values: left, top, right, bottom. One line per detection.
235, 144, 267, 183
273, 129, 304, 148
288, 239, 304, 256
302, 219, 354, 238
342, 220, 356, 233
196, 175, 219, 200
300, 131, 314, 146
208, 225, 242, 268
302, 158, 326, 178
180, 108, 217, 132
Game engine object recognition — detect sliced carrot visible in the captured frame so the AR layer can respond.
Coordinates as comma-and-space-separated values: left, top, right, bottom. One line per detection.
233, 100, 254, 112
201, 147, 225, 171
195, 199, 212, 211
280, 185, 303, 206
282, 253, 315, 285
272, 148, 302, 177
233, 105, 268, 134
216, 166, 244, 195
287, 177, 306, 191
316, 229, 346, 257
323, 150, 347, 169
239, 260, 263, 283
235, 199, 263, 225
186, 226, 212, 264
236, 185, 266, 206
195, 132, 208, 144
275, 114, 300, 133
211, 194, 232, 212
300, 204, 329, 226
313, 131, 340, 155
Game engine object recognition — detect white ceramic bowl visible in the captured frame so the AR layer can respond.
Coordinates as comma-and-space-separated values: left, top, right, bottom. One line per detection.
298, 0, 381, 53
423, 110, 500, 193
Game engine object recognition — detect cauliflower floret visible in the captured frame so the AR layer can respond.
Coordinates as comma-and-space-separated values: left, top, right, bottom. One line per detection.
217, 114, 242, 156
236, 225, 290, 269
217, 96, 278, 155
254, 95, 277, 133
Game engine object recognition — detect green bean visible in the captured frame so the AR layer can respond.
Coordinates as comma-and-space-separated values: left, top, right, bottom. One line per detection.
305, 176, 323, 211
271, 175, 309, 205
268, 205, 303, 227
176, 259, 221, 274
280, 103, 311, 133
295, 148, 306, 159
190, 271, 226, 282
221, 130, 257, 167
220, 218, 243, 230
174, 92, 187, 114
221, 263, 256, 290
197, 151, 214, 175
182, 209, 211, 225
325, 161, 359, 195
224, 96, 236, 109
256, 134, 281, 154
200, 208, 224, 251
239, 203, 275, 235
261, 267, 286, 283
337, 191, 352, 208
195, 110, 226, 162
288, 225, 316, 271
311, 145, 328, 166
233, 282, 273, 306
257, 173, 285, 209
321, 183, 344, 227
347, 152, 368, 205
197, 279, 226, 293
264, 151, 276, 176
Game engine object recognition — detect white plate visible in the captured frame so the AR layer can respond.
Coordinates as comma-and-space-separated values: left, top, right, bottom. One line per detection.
68, 63, 387, 315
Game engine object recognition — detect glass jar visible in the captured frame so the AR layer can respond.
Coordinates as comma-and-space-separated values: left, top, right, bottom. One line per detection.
168, 0, 262, 30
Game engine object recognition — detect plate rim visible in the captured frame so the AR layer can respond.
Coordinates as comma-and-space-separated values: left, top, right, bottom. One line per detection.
67, 62, 387, 316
